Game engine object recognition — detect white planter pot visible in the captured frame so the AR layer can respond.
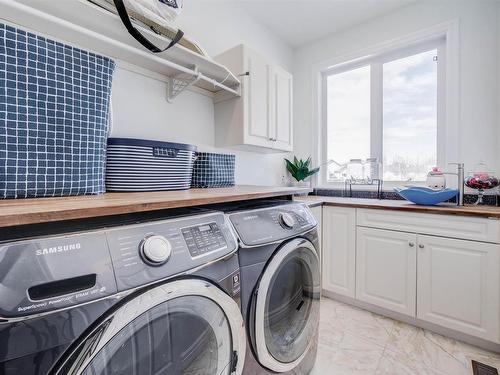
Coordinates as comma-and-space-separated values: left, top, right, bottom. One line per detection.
289, 180, 311, 194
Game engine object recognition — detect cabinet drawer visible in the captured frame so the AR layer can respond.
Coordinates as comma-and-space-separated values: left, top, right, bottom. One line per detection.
357, 209, 500, 243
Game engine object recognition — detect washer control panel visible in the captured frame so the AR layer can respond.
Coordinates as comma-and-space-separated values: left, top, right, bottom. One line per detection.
229, 203, 317, 246
106, 212, 236, 292
181, 223, 227, 257
0, 211, 237, 319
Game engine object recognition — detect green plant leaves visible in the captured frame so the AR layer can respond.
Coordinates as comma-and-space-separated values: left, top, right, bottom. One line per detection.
285, 156, 320, 182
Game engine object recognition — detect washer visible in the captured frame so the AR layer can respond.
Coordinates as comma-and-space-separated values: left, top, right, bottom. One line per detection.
0, 210, 246, 375
225, 201, 321, 374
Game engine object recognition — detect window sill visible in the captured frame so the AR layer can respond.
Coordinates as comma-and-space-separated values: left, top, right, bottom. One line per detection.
316, 181, 426, 192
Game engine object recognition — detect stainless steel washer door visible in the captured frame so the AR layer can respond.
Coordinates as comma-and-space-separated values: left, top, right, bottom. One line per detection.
252, 238, 320, 373
53, 279, 246, 375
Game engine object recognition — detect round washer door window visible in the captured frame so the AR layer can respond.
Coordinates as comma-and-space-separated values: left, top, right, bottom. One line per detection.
253, 238, 320, 373
54, 280, 246, 375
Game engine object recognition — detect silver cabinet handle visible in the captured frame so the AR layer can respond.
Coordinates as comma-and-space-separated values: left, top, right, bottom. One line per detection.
418, 244, 425, 249
409, 242, 415, 247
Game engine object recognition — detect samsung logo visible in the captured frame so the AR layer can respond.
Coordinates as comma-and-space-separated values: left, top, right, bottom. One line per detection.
35, 243, 81, 256
242, 215, 259, 221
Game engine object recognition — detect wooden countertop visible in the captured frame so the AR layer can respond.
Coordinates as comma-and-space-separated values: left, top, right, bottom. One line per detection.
0, 186, 311, 228
295, 196, 500, 219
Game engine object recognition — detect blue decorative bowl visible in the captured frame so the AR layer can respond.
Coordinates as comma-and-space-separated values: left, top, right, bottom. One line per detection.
394, 187, 459, 206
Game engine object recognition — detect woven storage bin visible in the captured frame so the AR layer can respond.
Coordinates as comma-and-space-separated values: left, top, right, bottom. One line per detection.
0, 23, 115, 198
106, 138, 197, 191
192, 152, 235, 188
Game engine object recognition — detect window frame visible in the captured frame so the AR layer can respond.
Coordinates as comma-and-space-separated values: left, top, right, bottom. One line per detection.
321, 38, 446, 186
312, 21, 460, 190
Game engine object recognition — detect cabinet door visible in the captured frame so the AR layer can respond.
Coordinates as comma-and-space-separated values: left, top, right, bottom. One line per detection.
417, 235, 500, 343
271, 66, 293, 151
356, 227, 417, 316
245, 51, 273, 148
322, 207, 356, 297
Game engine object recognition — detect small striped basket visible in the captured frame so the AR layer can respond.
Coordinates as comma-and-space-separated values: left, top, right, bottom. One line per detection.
105, 138, 196, 192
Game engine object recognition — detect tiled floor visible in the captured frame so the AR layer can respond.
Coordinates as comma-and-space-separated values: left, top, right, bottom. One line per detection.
311, 298, 500, 375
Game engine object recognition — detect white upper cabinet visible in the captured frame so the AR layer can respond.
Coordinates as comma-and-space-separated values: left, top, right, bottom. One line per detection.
271, 65, 293, 151
214, 45, 293, 152
246, 50, 273, 148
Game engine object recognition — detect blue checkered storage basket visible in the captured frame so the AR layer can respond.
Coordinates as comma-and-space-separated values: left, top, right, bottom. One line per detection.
106, 138, 197, 191
192, 152, 235, 188
0, 23, 115, 198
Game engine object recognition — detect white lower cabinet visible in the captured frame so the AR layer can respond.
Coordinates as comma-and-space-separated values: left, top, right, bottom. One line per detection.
356, 227, 417, 316
319, 205, 500, 344
322, 207, 356, 298
417, 235, 500, 343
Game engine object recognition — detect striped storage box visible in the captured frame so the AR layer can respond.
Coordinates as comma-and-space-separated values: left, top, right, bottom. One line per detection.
105, 138, 196, 192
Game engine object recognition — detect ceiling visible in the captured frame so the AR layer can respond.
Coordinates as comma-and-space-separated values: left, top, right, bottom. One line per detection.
205, 0, 417, 48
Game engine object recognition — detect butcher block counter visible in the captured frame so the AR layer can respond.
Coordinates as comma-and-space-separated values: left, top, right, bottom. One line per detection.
294, 196, 500, 219
0, 186, 311, 228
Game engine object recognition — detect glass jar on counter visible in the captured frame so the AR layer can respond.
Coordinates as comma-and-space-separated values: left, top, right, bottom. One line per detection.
465, 162, 499, 205
347, 159, 364, 181
364, 158, 381, 181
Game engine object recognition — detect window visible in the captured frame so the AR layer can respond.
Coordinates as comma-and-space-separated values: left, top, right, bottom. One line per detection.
383, 49, 438, 181
322, 39, 444, 184
326, 66, 371, 181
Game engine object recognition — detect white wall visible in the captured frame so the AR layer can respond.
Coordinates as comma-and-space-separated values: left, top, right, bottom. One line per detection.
109, 1, 293, 186
294, 0, 500, 181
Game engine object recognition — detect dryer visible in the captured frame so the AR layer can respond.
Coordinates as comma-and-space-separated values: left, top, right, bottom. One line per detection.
225, 201, 320, 374
0, 210, 246, 375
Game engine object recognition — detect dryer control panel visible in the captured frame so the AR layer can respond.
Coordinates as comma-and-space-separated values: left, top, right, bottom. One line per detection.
228, 203, 317, 247
0, 211, 237, 320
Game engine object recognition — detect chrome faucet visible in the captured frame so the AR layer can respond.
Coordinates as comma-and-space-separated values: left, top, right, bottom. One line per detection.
444, 162, 465, 206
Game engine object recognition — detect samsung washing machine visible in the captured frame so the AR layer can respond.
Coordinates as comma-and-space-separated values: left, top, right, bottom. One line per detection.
0, 209, 246, 375
224, 201, 321, 375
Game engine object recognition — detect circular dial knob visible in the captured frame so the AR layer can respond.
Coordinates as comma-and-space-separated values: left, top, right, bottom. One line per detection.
140, 235, 172, 265
279, 212, 296, 229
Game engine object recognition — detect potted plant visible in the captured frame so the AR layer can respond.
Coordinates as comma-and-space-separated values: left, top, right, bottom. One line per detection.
284, 156, 320, 188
